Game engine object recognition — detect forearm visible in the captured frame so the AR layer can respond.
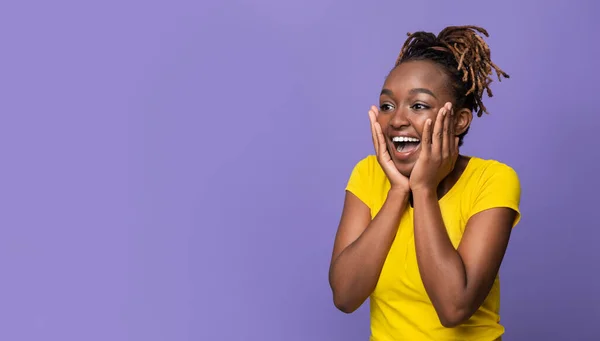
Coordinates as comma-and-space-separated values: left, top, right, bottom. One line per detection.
412, 188, 472, 326
330, 189, 408, 313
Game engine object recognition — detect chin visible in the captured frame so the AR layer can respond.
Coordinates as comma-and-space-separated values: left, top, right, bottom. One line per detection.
393, 161, 414, 178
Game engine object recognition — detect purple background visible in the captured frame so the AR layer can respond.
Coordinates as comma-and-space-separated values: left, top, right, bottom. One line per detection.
2, 0, 599, 340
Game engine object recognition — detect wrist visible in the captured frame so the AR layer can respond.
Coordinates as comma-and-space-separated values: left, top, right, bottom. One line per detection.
410, 186, 437, 198
389, 186, 410, 197
387, 187, 410, 205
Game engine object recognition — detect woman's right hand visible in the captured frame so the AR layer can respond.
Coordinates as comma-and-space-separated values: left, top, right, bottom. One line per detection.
368, 105, 410, 194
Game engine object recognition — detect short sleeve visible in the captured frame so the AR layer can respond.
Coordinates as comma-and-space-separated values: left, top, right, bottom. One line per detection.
469, 162, 522, 228
345, 156, 374, 209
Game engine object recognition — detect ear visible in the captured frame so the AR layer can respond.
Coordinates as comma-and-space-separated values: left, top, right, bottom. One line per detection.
454, 107, 473, 136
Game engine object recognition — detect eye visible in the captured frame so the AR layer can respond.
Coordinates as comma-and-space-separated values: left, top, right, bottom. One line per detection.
380, 103, 395, 112
410, 103, 430, 110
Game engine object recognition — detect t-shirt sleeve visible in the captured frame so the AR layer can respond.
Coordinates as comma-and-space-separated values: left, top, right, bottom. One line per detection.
469, 162, 522, 228
345, 156, 373, 209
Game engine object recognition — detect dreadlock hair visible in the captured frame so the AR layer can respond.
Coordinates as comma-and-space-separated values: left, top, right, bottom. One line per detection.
393, 25, 509, 146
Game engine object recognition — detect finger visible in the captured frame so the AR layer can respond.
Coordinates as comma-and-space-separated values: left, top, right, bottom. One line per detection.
421, 118, 433, 157
432, 106, 446, 156
372, 105, 380, 117
442, 104, 452, 158
368, 109, 379, 155
373, 119, 388, 159
370, 106, 388, 156
450, 102, 456, 132
449, 104, 455, 137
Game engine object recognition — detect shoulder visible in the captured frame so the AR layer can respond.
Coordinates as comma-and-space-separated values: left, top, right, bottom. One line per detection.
466, 157, 520, 188
462, 156, 521, 226
345, 155, 387, 208
351, 154, 378, 169
346, 154, 382, 181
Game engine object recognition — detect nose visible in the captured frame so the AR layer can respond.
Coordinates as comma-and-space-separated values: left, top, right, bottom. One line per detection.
389, 107, 410, 129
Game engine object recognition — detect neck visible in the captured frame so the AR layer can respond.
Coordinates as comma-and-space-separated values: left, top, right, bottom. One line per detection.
408, 154, 470, 207
436, 154, 470, 199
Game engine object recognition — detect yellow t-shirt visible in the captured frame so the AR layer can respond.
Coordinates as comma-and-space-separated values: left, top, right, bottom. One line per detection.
345, 155, 521, 341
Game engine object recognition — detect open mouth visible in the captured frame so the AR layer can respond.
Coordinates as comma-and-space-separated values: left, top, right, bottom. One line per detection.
392, 136, 420, 153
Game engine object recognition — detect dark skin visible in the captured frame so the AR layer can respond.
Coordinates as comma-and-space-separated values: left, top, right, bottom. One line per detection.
328, 60, 516, 327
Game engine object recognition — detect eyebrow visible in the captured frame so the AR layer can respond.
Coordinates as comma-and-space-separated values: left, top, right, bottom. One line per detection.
380, 88, 437, 99
410, 88, 436, 98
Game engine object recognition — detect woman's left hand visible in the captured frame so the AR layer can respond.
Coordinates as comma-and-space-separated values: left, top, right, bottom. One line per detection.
409, 102, 459, 192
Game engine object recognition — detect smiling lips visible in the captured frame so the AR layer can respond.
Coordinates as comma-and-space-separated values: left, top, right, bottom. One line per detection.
391, 135, 421, 160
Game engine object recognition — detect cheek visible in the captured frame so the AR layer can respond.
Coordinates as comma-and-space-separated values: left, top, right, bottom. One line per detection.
419, 110, 441, 130
410, 115, 433, 136
376, 115, 390, 127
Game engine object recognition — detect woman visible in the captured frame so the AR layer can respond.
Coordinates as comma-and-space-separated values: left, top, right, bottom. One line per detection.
328, 26, 521, 341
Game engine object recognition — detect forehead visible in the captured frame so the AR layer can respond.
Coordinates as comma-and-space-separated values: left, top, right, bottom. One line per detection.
383, 60, 452, 96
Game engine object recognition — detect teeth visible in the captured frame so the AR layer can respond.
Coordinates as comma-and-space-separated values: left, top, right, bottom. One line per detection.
392, 136, 420, 143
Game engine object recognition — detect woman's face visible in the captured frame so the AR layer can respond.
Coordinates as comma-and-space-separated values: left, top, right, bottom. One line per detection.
378, 59, 471, 177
